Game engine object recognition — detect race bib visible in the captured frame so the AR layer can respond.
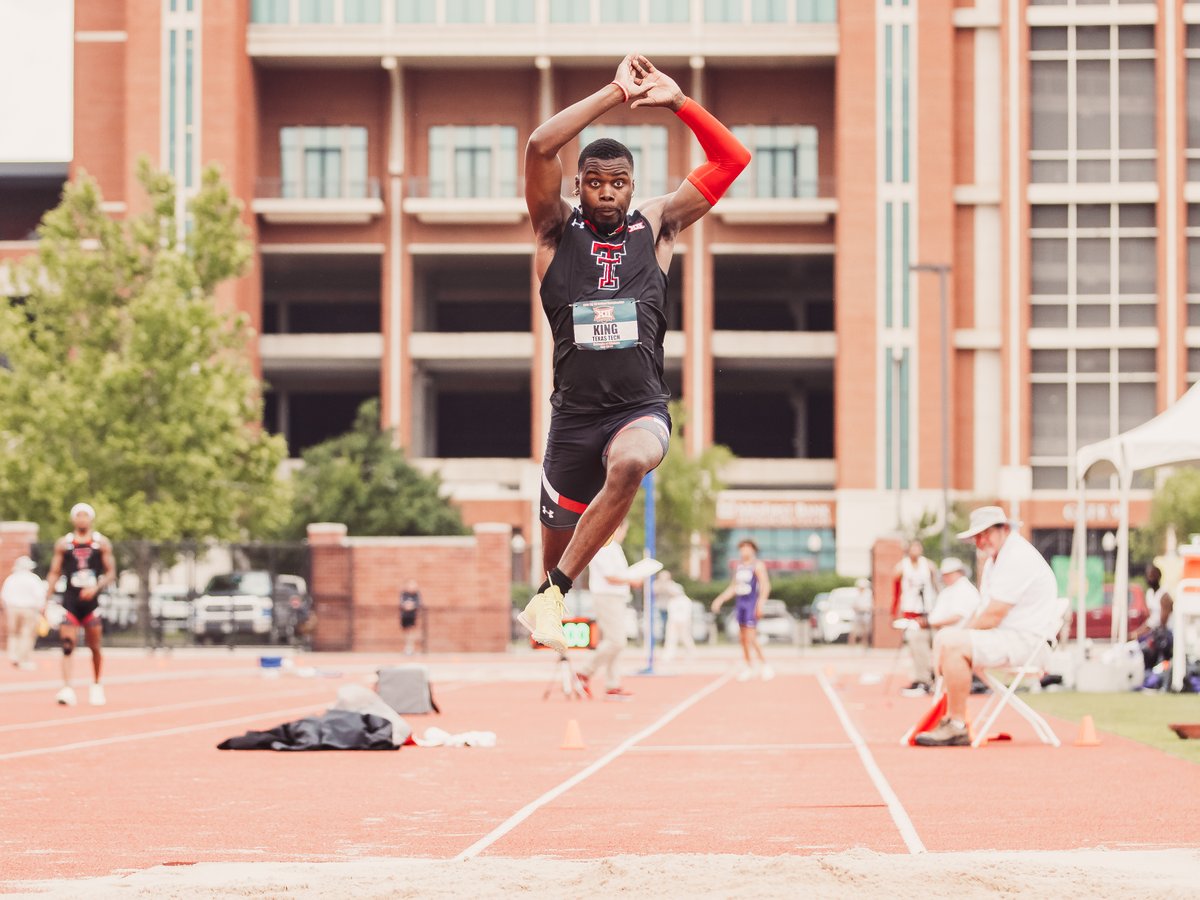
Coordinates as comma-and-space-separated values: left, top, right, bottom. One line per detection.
70, 569, 97, 589
572, 299, 639, 350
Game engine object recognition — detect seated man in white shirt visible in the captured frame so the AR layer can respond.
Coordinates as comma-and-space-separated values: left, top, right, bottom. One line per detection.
916, 506, 1059, 747
900, 556, 981, 695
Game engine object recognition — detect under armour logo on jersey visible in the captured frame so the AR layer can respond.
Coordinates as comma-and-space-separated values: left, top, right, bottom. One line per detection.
591, 241, 626, 290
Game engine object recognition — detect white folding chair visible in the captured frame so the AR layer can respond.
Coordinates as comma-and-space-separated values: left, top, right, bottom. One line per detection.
969, 596, 1071, 748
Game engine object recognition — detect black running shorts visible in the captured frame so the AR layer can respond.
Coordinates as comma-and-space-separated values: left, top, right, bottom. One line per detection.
539, 402, 671, 530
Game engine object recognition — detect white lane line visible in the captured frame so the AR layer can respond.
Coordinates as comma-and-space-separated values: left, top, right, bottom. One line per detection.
0, 686, 326, 734
453, 670, 735, 862
629, 742, 853, 753
0, 703, 325, 762
0, 667, 263, 695
816, 671, 926, 854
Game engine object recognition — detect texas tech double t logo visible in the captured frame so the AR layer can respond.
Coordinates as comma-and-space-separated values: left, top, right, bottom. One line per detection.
591, 241, 626, 290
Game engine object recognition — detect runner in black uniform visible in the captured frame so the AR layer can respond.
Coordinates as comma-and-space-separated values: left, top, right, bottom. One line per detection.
44, 503, 115, 706
520, 54, 749, 652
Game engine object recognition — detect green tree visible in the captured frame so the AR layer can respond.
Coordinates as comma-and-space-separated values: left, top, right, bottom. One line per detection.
287, 399, 468, 538
624, 403, 733, 575
0, 161, 288, 544
1131, 466, 1200, 562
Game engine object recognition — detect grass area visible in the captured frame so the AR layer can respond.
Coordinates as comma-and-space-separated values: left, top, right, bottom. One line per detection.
1025, 690, 1200, 764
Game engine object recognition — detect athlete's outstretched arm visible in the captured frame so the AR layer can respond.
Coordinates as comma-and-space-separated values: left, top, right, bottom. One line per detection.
627, 55, 750, 239
525, 55, 641, 249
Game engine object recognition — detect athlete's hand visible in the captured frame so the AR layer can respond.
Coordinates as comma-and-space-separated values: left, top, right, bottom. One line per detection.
80, 587, 97, 601
628, 56, 685, 112
611, 54, 642, 101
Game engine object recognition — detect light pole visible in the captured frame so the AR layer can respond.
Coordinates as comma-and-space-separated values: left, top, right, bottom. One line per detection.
910, 262, 952, 560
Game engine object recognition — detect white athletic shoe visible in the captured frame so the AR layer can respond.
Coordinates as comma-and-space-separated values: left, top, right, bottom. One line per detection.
760, 664, 776, 682
56, 686, 77, 706
89, 684, 106, 706
736, 667, 756, 682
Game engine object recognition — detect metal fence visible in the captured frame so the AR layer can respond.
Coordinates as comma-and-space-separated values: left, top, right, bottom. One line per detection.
32, 540, 312, 650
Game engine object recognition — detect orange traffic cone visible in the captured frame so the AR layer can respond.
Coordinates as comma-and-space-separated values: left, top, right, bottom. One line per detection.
561, 718, 585, 749
1074, 714, 1101, 747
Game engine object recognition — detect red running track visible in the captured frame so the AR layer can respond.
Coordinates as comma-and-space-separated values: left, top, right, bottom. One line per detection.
0, 652, 1197, 885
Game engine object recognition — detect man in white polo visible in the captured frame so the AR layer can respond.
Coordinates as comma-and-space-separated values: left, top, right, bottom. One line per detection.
901, 556, 982, 695
916, 506, 1059, 747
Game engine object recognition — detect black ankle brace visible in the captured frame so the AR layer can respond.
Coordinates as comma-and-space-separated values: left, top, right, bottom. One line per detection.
548, 567, 573, 595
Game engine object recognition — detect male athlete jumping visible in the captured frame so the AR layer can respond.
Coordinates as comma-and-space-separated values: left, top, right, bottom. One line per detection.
519, 54, 749, 652
44, 503, 115, 706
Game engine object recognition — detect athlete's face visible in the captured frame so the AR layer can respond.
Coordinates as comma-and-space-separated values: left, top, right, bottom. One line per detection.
72, 511, 93, 532
576, 156, 634, 231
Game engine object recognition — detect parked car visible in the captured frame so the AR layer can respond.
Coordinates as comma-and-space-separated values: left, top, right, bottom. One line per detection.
149, 584, 192, 631
191, 571, 312, 644
810, 587, 861, 644
723, 598, 798, 644
1077, 584, 1148, 640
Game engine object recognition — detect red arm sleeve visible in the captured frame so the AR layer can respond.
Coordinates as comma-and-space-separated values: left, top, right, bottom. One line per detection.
675, 98, 751, 205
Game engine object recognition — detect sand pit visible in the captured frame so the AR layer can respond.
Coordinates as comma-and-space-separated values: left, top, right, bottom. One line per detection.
9, 849, 1200, 899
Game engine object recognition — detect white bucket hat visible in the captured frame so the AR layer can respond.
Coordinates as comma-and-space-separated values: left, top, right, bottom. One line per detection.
70, 502, 96, 520
956, 505, 1013, 540
13, 555, 36, 572
939, 556, 966, 576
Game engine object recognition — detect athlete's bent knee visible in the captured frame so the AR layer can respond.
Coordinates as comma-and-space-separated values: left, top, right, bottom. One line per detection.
61, 637, 75, 656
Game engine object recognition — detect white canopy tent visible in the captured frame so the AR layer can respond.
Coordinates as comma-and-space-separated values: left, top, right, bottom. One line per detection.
1072, 382, 1200, 645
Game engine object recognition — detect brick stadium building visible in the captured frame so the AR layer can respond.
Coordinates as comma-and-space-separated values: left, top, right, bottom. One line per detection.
2, 0, 1198, 583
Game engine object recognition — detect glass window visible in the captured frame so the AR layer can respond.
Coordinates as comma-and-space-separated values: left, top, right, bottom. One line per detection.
344, 0, 382, 23
1118, 382, 1155, 433
280, 126, 369, 199
649, 0, 690, 22
1118, 237, 1155, 294
729, 125, 819, 199
446, 0, 484, 22
251, 0, 290, 23
1118, 59, 1155, 150
396, 0, 435, 23
753, 0, 789, 22
579, 125, 669, 198
1031, 238, 1069, 294
799, 0, 837, 21
495, 0, 534, 23
601, 0, 640, 22
1075, 59, 1110, 151
705, 0, 743, 22
549, 0, 588, 22
1031, 61, 1069, 152
299, 0, 334, 23
1031, 384, 1068, 457
428, 125, 518, 198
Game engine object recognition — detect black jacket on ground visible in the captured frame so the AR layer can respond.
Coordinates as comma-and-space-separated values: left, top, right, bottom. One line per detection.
217, 709, 399, 751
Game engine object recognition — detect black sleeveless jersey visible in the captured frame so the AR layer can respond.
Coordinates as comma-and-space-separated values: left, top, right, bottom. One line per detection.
61, 532, 106, 602
539, 208, 670, 413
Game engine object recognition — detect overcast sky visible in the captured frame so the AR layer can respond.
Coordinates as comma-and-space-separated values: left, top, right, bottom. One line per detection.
0, 0, 73, 162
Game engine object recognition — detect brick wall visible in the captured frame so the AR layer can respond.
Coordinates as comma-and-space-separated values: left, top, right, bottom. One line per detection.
306, 522, 512, 653
870, 535, 905, 649
0, 522, 40, 646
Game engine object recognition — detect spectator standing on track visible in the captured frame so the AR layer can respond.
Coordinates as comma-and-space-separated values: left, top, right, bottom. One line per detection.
2, 555, 45, 671
849, 577, 873, 648
711, 539, 774, 682
44, 503, 116, 707
659, 569, 696, 661
916, 506, 1059, 747
576, 521, 643, 700
399, 579, 422, 656
894, 540, 938, 693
